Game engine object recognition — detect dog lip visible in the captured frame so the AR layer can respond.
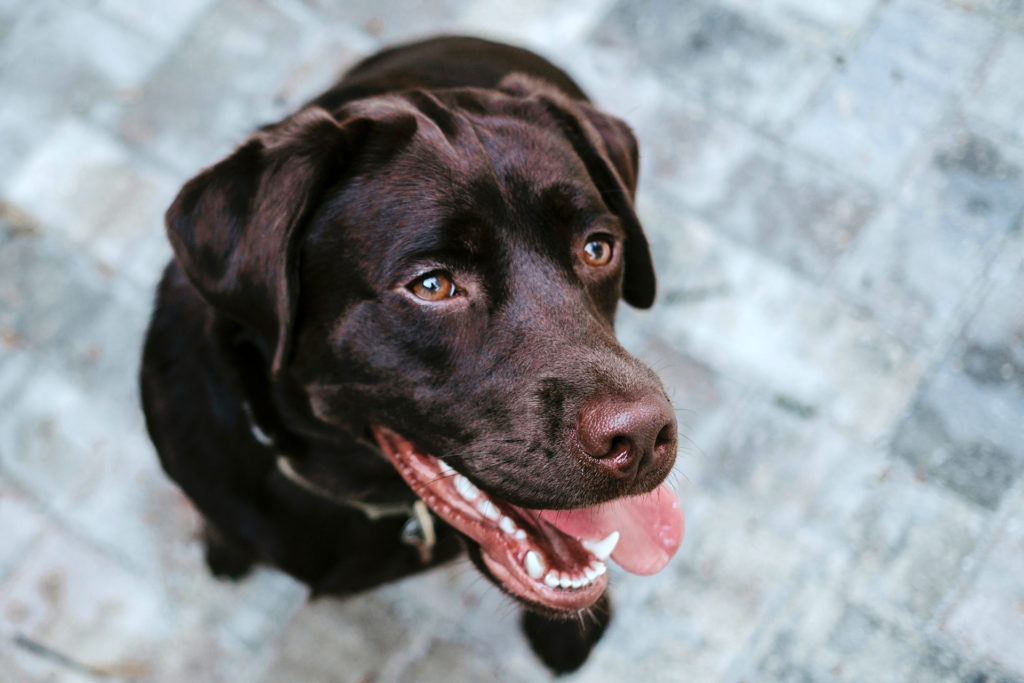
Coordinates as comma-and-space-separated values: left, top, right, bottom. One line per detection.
371, 425, 609, 612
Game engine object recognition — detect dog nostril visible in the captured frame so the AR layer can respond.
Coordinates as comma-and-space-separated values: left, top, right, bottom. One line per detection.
608, 435, 632, 460
655, 423, 675, 451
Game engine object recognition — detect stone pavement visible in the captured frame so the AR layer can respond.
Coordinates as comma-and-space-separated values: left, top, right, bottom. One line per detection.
1, 0, 1023, 680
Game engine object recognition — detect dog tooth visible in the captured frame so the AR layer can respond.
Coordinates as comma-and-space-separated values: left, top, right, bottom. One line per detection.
478, 499, 500, 520
593, 561, 607, 576
570, 576, 584, 589
513, 529, 527, 541
438, 460, 454, 475
453, 474, 479, 501
584, 565, 598, 582
558, 573, 573, 589
582, 530, 620, 561
499, 516, 517, 535
544, 571, 560, 588
525, 551, 545, 580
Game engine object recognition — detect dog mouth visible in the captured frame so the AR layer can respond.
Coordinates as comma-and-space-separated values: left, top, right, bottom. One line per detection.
372, 426, 684, 612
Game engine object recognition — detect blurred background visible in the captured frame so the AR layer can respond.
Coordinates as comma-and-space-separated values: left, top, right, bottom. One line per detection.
1, 0, 1023, 681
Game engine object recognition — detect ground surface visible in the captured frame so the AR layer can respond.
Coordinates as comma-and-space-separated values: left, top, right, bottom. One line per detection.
1, 0, 1023, 681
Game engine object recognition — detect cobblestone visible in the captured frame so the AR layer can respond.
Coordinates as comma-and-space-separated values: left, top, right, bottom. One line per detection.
2, 0, 1023, 680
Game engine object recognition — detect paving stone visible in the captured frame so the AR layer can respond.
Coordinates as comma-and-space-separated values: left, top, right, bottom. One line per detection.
397, 637, 514, 683
2, 1, 1024, 680
579, 492, 822, 682
457, 0, 615, 51
96, 0, 214, 46
844, 463, 988, 623
0, 231, 110, 365
616, 88, 878, 281
0, 2, 170, 186
0, 530, 174, 679
0, 365, 121, 513
890, 241, 1024, 509
262, 595, 412, 683
3, 118, 176, 289
943, 484, 1024, 676
742, 561, 1016, 682
791, 0, 997, 187
297, 0, 470, 41
696, 397, 890, 540
835, 125, 1024, 347
625, 197, 924, 441
114, 0, 369, 174
697, 149, 877, 281
590, 0, 832, 131
0, 226, 153, 407
969, 32, 1024, 144
726, 0, 878, 44
0, 483, 47, 583
0, 90, 55, 191
947, 0, 1024, 28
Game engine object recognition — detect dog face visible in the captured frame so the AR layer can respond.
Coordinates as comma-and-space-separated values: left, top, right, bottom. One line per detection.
166, 79, 683, 614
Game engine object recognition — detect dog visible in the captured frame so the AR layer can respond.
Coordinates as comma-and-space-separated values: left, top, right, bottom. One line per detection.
140, 35, 684, 674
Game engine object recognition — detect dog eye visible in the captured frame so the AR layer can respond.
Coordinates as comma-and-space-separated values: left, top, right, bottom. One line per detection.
582, 238, 614, 267
409, 271, 457, 301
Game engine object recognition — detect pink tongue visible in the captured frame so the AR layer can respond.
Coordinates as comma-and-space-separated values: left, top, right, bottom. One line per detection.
536, 484, 684, 575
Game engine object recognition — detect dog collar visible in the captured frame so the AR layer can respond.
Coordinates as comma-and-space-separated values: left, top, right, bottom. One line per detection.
242, 402, 437, 563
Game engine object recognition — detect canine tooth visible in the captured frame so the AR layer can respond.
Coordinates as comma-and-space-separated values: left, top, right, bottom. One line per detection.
478, 499, 500, 520
582, 530, 620, 560
525, 551, 546, 579
454, 475, 479, 501
544, 571, 560, 588
559, 573, 573, 589
513, 529, 527, 541
438, 460, 454, 475
499, 516, 517, 535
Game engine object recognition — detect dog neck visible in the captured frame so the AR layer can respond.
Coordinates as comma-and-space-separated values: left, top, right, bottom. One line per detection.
240, 400, 438, 563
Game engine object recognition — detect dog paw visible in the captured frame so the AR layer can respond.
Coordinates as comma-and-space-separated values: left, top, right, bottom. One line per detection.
521, 592, 612, 675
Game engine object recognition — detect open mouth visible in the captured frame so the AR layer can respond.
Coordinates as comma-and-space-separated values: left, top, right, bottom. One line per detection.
372, 426, 685, 612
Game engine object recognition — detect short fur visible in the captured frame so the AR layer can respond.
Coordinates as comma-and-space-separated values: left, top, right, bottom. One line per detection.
141, 36, 672, 674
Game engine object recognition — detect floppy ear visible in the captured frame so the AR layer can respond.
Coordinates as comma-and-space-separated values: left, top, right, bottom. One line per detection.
166, 107, 380, 374
499, 73, 655, 309
574, 102, 654, 309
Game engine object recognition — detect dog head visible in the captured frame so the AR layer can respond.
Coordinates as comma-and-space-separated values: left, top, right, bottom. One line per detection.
166, 76, 683, 614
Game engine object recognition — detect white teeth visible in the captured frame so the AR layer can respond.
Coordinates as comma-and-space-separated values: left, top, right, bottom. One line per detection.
438, 460, 454, 475
525, 551, 546, 579
544, 571, 560, 588
593, 561, 607, 576
453, 475, 479, 501
571, 576, 584, 589
582, 530, 620, 560
558, 573, 573, 589
513, 529, 527, 541
584, 565, 598, 582
478, 499, 500, 520
499, 516, 517, 535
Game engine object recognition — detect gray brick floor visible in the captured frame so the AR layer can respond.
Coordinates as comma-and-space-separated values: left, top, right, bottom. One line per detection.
1, 1, 1022, 681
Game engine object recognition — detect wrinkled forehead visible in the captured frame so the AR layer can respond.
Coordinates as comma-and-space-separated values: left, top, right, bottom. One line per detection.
312, 95, 615, 279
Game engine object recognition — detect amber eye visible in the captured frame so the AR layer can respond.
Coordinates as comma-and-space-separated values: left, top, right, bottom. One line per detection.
582, 237, 614, 267
409, 271, 457, 301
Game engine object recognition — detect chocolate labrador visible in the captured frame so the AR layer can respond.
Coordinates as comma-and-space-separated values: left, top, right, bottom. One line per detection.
140, 36, 684, 674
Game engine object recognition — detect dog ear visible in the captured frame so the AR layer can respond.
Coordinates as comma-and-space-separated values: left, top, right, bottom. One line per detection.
165, 106, 415, 374
499, 73, 655, 309
575, 103, 654, 309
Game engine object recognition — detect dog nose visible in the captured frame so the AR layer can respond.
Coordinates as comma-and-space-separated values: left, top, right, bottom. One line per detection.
576, 394, 677, 479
